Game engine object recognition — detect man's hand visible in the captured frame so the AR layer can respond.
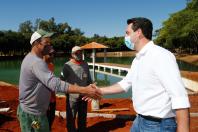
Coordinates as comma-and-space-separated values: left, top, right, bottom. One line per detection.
67, 83, 101, 100
83, 83, 101, 100
81, 83, 102, 101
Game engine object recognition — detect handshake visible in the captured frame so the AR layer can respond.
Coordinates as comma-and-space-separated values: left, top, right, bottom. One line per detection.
69, 82, 122, 100
82, 83, 102, 101
69, 82, 121, 101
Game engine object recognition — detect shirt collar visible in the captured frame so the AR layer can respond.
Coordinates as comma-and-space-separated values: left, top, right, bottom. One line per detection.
136, 41, 154, 59
70, 58, 83, 65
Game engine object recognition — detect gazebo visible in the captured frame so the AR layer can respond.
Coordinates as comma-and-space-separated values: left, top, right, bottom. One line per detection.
81, 42, 108, 81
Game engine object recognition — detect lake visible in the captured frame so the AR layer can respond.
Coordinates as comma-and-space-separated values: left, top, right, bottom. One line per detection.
0, 56, 197, 98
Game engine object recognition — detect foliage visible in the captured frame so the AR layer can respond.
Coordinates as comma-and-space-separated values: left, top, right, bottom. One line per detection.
154, 0, 198, 53
1, 0, 197, 56
0, 17, 126, 56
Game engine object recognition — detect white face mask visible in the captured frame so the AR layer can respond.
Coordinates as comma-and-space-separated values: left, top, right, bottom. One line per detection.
124, 36, 134, 50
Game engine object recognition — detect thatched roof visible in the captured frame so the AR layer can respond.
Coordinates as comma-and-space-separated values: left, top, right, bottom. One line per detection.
81, 42, 108, 49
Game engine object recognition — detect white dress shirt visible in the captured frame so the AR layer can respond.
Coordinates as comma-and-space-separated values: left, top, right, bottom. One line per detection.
118, 41, 190, 118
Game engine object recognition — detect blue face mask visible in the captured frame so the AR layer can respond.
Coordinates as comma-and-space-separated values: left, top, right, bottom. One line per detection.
124, 36, 134, 50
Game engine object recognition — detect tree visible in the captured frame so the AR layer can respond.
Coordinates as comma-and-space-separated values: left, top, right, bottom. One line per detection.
18, 21, 33, 34
154, 0, 198, 53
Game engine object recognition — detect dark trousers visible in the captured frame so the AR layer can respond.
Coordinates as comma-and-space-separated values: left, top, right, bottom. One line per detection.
47, 102, 56, 131
66, 97, 87, 132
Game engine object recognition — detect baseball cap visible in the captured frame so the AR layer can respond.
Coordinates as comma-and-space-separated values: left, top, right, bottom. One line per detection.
72, 46, 82, 53
30, 29, 54, 45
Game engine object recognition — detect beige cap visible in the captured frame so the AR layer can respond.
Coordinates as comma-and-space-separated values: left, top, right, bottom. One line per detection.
71, 46, 81, 53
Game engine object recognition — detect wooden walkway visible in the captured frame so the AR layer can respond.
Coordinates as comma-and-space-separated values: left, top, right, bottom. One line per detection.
88, 62, 198, 92
88, 62, 130, 76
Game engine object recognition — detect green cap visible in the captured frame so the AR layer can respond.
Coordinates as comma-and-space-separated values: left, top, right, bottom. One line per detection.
37, 29, 54, 38
30, 29, 54, 44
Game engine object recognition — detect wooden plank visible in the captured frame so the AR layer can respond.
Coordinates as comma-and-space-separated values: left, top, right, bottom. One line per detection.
92, 108, 129, 112
0, 107, 10, 112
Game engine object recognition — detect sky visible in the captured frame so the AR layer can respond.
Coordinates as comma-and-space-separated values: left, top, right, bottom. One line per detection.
0, 0, 187, 37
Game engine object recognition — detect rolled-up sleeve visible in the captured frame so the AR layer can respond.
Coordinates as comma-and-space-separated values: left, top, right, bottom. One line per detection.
155, 52, 190, 109
32, 61, 69, 93
118, 67, 133, 92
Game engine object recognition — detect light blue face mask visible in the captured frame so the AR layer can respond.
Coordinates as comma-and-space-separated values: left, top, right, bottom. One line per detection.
124, 36, 134, 50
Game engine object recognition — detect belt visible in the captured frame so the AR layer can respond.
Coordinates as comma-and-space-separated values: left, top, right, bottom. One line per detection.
138, 114, 162, 122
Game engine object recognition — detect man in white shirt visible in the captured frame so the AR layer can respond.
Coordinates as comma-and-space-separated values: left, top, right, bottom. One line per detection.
97, 17, 190, 132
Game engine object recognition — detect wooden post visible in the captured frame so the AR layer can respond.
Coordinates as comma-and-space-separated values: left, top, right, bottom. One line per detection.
92, 49, 95, 82
82, 50, 85, 60
104, 48, 107, 62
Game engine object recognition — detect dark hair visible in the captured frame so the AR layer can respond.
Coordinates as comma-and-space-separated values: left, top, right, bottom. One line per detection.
127, 17, 153, 40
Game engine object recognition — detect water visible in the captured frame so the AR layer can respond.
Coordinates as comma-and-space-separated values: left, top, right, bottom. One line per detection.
85, 57, 134, 65
0, 56, 197, 98
0, 59, 22, 85
94, 71, 132, 98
